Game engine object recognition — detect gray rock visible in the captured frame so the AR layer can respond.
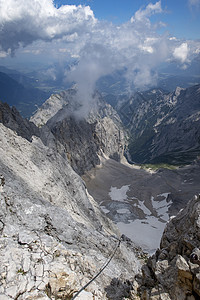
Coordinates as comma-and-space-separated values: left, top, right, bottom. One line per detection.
0, 101, 40, 142
0, 120, 140, 299
116, 84, 200, 165
31, 89, 127, 175
140, 194, 200, 299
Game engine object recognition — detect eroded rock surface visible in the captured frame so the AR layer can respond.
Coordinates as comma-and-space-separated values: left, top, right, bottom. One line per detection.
0, 122, 140, 299
140, 194, 200, 299
31, 89, 127, 175
0, 101, 40, 142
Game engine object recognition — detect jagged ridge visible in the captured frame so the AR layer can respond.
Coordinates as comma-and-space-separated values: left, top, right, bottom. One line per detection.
116, 84, 200, 164
31, 89, 127, 175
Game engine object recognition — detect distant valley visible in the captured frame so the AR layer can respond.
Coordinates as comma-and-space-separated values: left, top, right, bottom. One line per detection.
0, 78, 200, 298
0, 69, 51, 118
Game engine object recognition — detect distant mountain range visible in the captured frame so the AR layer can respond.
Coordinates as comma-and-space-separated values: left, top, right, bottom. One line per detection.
97, 54, 200, 95
113, 84, 200, 165
0, 61, 200, 166
1, 53, 199, 119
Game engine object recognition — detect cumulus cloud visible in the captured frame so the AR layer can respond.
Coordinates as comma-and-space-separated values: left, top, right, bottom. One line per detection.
188, 0, 200, 7
0, 0, 95, 54
131, 1, 162, 23
68, 43, 117, 117
173, 43, 189, 63
0, 51, 9, 58
66, 1, 171, 97
0, 0, 200, 117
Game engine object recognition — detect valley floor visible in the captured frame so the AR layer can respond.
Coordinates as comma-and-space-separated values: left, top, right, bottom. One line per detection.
83, 158, 200, 253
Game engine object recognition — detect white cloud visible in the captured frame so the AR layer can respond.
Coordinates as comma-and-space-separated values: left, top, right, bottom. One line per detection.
173, 43, 189, 63
42, 68, 57, 81
0, 51, 8, 58
194, 48, 200, 54
23, 49, 41, 55
188, 0, 200, 7
0, 0, 95, 54
131, 1, 162, 23
0, 0, 200, 113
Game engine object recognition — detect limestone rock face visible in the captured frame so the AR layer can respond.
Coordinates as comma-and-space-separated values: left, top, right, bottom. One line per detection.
48, 116, 101, 175
0, 101, 40, 141
30, 89, 77, 127
31, 89, 127, 175
0, 121, 140, 299
116, 84, 200, 164
140, 194, 200, 299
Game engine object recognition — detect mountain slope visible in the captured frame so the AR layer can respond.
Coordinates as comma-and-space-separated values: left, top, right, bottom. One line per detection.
31, 89, 127, 175
0, 104, 140, 299
0, 101, 40, 141
116, 84, 200, 164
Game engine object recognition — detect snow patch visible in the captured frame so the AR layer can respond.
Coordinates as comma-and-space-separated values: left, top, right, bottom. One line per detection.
116, 208, 130, 214
134, 200, 151, 216
152, 193, 172, 222
116, 193, 172, 253
117, 215, 166, 254
109, 185, 130, 202
101, 206, 110, 214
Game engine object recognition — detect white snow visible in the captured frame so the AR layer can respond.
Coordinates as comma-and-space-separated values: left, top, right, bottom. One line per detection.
109, 185, 129, 202
117, 215, 166, 254
101, 206, 110, 214
116, 208, 130, 214
116, 192, 172, 253
152, 194, 172, 222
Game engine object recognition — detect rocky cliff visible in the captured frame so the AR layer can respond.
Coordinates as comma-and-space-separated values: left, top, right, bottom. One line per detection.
0, 101, 40, 142
139, 194, 200, 299
1, 95, 200, 299
31, 89, 127, 175
116, 84, 200, 165
0, 104, 140, 299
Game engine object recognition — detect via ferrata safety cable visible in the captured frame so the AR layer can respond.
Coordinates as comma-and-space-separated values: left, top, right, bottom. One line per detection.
71, 236, 122, 300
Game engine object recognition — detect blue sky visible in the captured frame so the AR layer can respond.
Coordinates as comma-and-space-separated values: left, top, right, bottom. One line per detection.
54, 0, 200, 39
0, 0, 199, 92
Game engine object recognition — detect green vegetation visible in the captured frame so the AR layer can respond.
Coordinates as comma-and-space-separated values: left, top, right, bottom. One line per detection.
140, 163, 179, 171
17, 268, 26, 275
